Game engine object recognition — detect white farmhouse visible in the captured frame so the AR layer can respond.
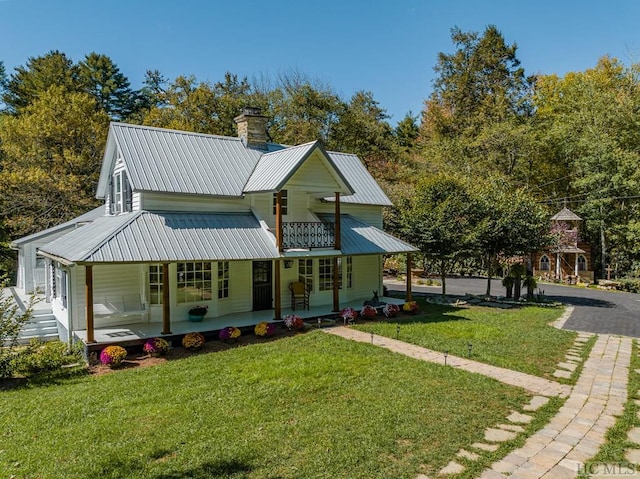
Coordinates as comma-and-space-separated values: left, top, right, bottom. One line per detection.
11, 108, 417, 348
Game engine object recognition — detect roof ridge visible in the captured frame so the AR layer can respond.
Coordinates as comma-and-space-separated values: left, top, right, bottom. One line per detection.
110, 122, 243, 143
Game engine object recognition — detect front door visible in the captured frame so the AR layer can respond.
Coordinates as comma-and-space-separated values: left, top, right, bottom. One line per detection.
252, 261, 273, 311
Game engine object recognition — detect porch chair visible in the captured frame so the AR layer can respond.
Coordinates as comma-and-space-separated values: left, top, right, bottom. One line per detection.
289, 281, 309, 311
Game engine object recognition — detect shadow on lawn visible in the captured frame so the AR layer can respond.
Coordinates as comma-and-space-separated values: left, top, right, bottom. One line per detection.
154, 459, 254, 478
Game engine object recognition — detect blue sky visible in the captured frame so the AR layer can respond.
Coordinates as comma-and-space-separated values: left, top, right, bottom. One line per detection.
1, 0, 639, 125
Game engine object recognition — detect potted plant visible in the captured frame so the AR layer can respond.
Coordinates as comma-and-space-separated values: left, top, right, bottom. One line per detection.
255, 321, 276, 337
188, 305, 208, 322
99, 345, 128, 368
283, 314, 304, 331
383, 303, 400, 318
360, 304, 377, 319
143, 337, 169, 357
182, 332, 205, 351
219, 326, 241, 342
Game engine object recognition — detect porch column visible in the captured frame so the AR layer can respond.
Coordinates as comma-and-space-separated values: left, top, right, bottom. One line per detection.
276, 191, 283, 252
85, 265, 95, 343
274, 259, 282, 320
406, 253, 413, 302
332, 257, 339, 312
161, 262, 171, 335
556, 253, 561, 280
334, 192, 341, 250
574, 254, 579, 277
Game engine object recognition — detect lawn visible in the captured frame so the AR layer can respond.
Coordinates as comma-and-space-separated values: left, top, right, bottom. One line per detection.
0, 332, 532, 479
353, 302, 577, 379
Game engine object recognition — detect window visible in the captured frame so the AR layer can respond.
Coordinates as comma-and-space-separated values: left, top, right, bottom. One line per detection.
318, 258, 345, 291
149, 264, 163, 305
55, 265, 67, 309
578, 255, 587, 271
298, 259, 313, 292
111, 169, 132, 214
346, 256, 353, 289
319, 259, 333, 291
218, 261, 229, 299
273, 189, 288, 215
540, 255, 550, 271
177, 262, 212, 303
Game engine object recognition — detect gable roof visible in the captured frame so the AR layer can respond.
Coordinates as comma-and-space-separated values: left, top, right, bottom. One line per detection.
96, 123, 391, 206
551, 207, 582, 222
10, 206, 105, 248
243, 141, 353, 195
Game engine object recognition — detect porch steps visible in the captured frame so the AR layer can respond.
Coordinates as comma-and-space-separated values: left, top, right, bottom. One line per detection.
18, 312, 59, 344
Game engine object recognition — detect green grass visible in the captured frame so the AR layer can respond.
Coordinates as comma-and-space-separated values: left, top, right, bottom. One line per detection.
354, 302, 577, 380
0, 332, 532, 479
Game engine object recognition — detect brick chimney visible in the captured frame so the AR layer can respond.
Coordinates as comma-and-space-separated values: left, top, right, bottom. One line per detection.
234, 107, 268, 150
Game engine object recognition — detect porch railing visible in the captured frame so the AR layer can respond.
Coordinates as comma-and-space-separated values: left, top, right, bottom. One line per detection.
282, 222, 335, 249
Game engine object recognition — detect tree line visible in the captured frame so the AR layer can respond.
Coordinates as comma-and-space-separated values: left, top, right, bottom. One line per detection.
1, 25, 639, 284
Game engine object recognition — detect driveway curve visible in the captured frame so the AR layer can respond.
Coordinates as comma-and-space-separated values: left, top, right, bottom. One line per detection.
385, 277, 640, 338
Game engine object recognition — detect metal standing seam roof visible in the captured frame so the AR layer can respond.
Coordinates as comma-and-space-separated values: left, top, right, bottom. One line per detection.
108, 123, 262, 196
39, 211, 280, 264
10, 206, 105, 247
323, 152, 393, 206
317, 214, 417, 255
243, 141, 354, 195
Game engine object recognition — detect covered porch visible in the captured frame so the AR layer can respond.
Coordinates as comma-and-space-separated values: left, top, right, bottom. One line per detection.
75, 294, 405, 353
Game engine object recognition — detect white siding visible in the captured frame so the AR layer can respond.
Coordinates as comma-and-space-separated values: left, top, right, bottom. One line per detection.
311, 200, 384, 229
139, 192, 251, 213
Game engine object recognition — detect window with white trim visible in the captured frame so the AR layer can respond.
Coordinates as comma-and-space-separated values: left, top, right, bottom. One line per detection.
149, 264, 163, 305
218, 261, 229, 299
298, 259, 313, 292
177, 262, 212, 303
319, 258, 345, 291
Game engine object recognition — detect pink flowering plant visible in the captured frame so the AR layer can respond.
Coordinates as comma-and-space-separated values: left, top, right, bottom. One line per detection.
143, 337, 169, 355
340, 307, 358, 321
360, 305, 377, 319
283, 314, 304, 330
219, 326, 241, 341
255, 321, 277, 337
383, 303, 400, 318
99, 345, 127, 366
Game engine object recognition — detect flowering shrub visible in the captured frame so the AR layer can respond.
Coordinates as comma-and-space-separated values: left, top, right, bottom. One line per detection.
283, 314, 305, 330
99, 345, 127, 367
360, 305, 377, 319
219, 326, 241, 341
403, 301, 419, 313
182, 332, 205, 350
383, 303, 400, 318
340, 307, 358, 321
143, 337, 169, 355
255, 321, 276, 337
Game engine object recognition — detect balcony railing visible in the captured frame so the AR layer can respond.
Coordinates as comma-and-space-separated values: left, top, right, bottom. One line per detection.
282, 222, 335, 249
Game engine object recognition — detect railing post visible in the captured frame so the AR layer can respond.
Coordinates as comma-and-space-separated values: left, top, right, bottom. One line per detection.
161, 263, 171, 335
334, 192, 341, 250
85, 265, 95, 343
276, 191, 283, 252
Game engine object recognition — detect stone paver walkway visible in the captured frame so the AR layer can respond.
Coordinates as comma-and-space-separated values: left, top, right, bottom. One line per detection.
324, 327, 633, 479
479, 334, 631, 478
325, 327, 571, 398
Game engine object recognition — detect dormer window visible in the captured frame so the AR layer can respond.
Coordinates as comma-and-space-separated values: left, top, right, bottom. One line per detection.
110, 169, 132, 214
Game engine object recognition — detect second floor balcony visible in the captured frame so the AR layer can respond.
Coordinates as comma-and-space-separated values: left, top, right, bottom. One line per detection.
282, 222, 335, 249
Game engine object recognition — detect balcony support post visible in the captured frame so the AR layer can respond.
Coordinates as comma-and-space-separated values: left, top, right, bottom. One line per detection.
276, 191, 283, 252
334, 192, 341, 250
